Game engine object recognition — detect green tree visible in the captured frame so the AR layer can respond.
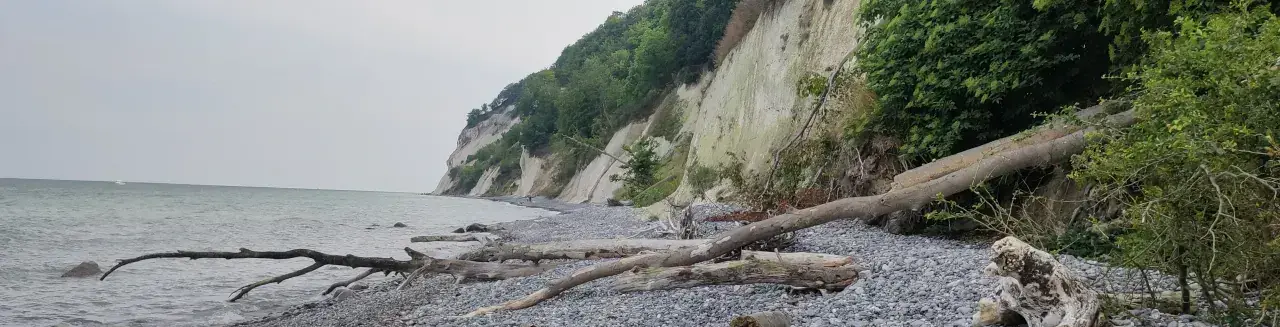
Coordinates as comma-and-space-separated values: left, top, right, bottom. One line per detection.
612, 137, 660, 196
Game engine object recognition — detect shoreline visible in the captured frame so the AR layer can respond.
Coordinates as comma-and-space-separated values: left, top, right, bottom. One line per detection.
228, 197, 1212, 327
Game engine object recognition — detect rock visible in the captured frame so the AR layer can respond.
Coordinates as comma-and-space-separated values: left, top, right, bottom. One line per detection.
620, 200, 634, 206
331, 287, 355, 302
349, 284, 368, 291
606, 198, 623, 206
452, 223, 490, 233
61, 261, 102, 278
392, 222, 408, 228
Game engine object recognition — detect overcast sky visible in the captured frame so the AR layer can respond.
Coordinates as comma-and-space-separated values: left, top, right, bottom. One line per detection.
0, 1, 644, 192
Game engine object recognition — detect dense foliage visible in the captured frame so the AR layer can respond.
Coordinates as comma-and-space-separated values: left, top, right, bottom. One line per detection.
857, 0, 1111, 161
448, 0, 740, 196
1073, 9, 1280, 320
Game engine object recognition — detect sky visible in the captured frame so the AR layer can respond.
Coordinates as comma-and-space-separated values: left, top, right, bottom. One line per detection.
0, 0, 644, 192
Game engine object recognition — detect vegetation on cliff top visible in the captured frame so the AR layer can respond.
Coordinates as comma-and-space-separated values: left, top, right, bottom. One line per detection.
449, 0, 740, 194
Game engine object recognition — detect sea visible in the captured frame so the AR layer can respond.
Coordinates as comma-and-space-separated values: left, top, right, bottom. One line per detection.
0, 179, 554, 327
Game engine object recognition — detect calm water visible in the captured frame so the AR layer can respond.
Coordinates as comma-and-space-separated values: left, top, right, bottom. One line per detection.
0, 179, 553, 327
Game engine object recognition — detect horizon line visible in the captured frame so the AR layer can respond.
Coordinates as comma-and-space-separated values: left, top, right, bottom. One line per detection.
0, 177, 433, 194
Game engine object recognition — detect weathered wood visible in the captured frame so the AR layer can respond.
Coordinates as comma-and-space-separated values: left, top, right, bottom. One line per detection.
100, 247, 552, 301
456, 239, 708, 263
890, 105, 1118, 191
739, 250, 854, 268
608, 259, 858, 292
730, 311, 791, 327
323, 268, 382, 295
412, 234, 485, 242
464, 111, 1136, 317
974, 237, 1100, 327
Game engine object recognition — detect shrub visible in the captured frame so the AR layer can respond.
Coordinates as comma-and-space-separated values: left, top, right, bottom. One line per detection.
1073, 8, 1280, 320
687, 164, 721, 196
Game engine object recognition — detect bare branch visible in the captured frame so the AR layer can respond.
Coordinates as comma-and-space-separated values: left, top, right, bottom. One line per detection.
324, 268, 381, 295
231, 262, 326, 302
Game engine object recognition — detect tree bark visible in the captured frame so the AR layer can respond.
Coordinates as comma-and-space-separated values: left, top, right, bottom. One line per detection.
465, 111, 1134, 316
100, 247, 552, 301
608, 259, 858, 293
739, 250, 854, 268
890, 105, 1121, 191
411, 234, 493, 242
730, 311, 791, 327
455, 239, 708, 263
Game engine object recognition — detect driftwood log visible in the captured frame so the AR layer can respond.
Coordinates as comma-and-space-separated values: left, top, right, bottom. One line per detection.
99, 247, 552, 301
739, 250, 855, 268
455, 239, 707, 263
608, 258, 858, 292
411, 233, 496, 243
973, 237, 1100, 327
465, 111, 1135, 316
730, 311, 791, 327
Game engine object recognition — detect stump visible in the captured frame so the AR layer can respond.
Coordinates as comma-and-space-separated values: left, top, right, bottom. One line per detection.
973, 237, 1100, 327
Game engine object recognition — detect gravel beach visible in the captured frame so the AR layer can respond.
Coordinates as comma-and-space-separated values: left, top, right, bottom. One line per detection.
229, 198, 1213, 327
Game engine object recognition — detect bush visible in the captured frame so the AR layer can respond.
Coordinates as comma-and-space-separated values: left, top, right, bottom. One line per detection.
687, 164, 721, 196
1073, 8, 1280, 320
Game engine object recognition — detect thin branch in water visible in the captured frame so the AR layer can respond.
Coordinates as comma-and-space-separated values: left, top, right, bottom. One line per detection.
231, 262, 326, 301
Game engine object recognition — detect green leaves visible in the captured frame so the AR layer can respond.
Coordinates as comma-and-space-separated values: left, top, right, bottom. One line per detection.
857, 0, 1111, 161
1073, 9, 1280, 319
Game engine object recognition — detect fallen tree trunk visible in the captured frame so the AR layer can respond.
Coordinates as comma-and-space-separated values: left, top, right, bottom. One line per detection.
890, 105, 1118, 191
411, 234, 494, 243
465, 111, 1135, 316
974, 237, 1100, 327
100, 247, 552, 301
608, 259, 858, 292
739, 250, 854, 268
730, 311, 791, 327
455, 239, 708, 263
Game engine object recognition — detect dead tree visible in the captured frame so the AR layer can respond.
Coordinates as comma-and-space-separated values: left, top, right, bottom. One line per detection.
464, 111, 1135, 316
609, 253, 859, 292
455, 239, 707, 263
974, 237, 1100, 327
99, 247, 552, 301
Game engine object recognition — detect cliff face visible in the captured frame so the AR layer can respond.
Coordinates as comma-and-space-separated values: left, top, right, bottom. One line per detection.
435, 0, 865, 205
432, 106, 519, 194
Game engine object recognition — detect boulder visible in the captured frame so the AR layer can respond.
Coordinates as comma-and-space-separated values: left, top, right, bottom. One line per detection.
392, 222, 408, 228
452, 223, 490, 233
606, 198, 624, 207
61, 261, 102, 278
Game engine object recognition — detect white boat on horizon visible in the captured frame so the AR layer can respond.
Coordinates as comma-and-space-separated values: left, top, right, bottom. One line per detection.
114, 180, 125, 185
